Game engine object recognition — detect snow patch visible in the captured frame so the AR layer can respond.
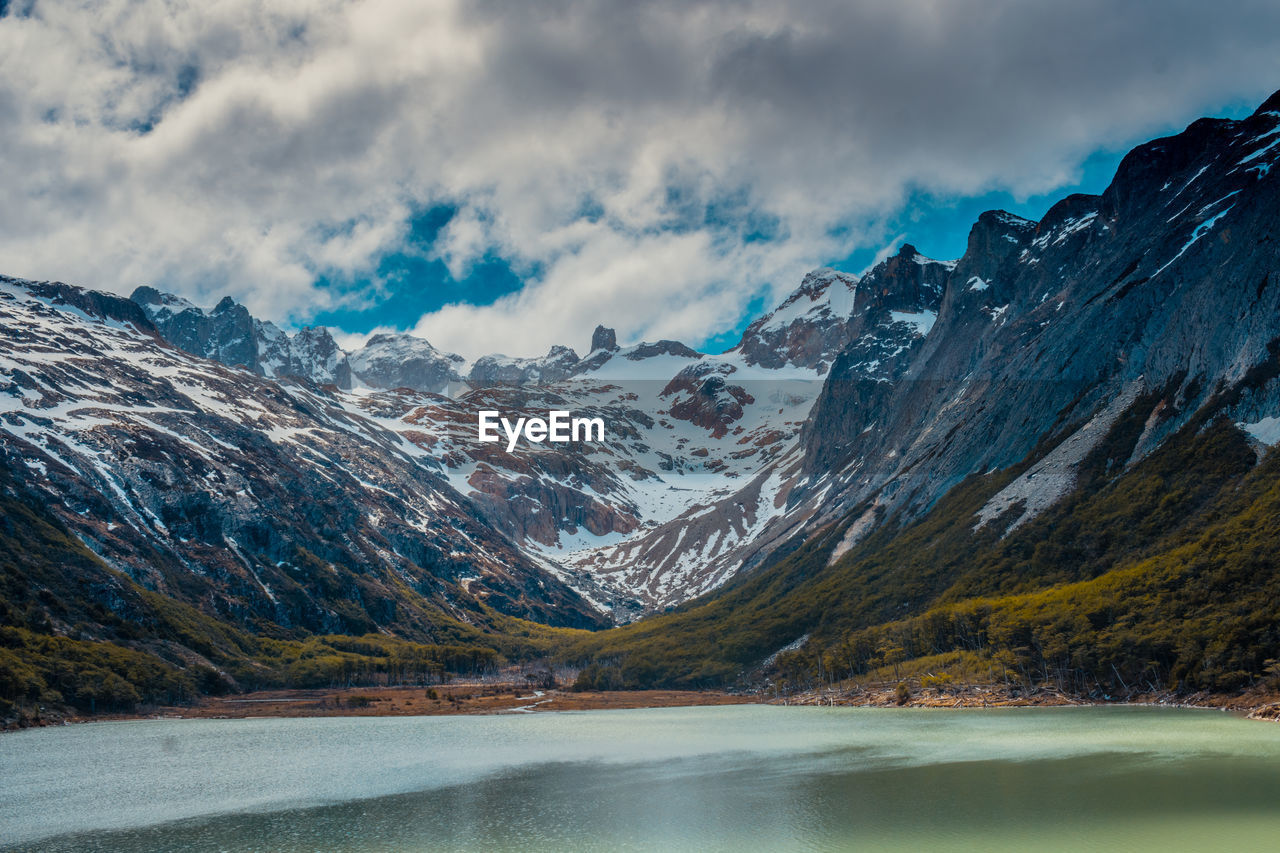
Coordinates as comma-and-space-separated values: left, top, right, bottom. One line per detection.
827, 504, 878, 565
888, 310, 937, 337
761, 634, 810, 668
976, 383, 1141, 534
1239, 416, 1280, 446
1153, 205, 1235, 278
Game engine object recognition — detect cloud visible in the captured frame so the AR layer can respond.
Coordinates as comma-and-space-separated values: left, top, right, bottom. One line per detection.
2, 0, 1279, 357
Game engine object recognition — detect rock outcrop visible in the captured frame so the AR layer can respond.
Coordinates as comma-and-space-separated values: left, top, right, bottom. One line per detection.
795, 93, 1280, 538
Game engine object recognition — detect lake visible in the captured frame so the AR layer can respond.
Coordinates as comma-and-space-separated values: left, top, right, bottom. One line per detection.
3, 705, 1280, 851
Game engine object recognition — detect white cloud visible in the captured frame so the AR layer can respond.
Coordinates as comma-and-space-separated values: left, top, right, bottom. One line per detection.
2, 0, 1279, 357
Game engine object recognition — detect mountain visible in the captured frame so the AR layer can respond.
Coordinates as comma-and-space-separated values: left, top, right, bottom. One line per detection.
133, 287, 353, 388
469, 345, 581, 386
2, 277, 606, 637
649, 91, 1280, 602
343, 336, 828, 620
347, 333, 468, 394
9, 259, 862, 633
124, 275, 881, 620
551, 251, 955, 611
733, 266, 859, 372
567, 89, 1280, 694
795, 95, 1280, 531
7, 90, 1280, 719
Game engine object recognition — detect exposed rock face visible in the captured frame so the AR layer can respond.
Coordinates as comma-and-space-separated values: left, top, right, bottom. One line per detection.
663, 364, 756, 439
288, 326, 352, 389
131, 287, 352, 388
468, 345, 580, 386
591, 325, 619, 353
734, 267, 860, 372
133, 287, 262, 372
794, 93, 1280, 537
624, 340, 702, 362
795, 245, 958, 481
32, 280, 158, 332
574, 326, 623, 374
464, 461, 638, 550
2, 277, 607, 632
348, 333, 466, 393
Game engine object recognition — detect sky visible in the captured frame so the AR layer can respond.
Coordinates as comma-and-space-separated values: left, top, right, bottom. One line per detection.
1, 1, 1279, 359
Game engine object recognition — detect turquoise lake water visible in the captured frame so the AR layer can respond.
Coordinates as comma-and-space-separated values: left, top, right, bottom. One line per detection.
3, 705, 1280, 851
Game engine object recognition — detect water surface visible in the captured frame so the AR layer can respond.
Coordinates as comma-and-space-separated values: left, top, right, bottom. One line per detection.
4, 705, 1280, 851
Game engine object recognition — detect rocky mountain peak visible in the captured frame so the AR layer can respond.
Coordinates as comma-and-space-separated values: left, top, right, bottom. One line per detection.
281, 326, 351, 388
130, 284, 165, 305
129, 285, 196, 317
1099, 109, 1259, 225
793, 266, 847, 295
965, 209, 1037, 263
131, 288, 353, 387
858, 244, 951, 312
349, 332, 465, 394
798, 88, 1280, 546
935, 210, 1038, 311
467, 344, 582, 386
133, 287, 261, 372
1035, 195, 1099, 236
591, 325, 619, 353
733, 266, 859, 372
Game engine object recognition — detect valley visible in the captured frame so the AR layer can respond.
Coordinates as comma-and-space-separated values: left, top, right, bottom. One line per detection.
5, 90, 1280, 727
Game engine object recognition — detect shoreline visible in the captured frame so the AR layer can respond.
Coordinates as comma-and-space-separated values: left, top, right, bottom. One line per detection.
775, 682, 1280, 721
8, 680, 1280, 730
48, 684, 759, 727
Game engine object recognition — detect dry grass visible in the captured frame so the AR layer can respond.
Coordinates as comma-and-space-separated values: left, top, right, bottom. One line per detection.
131, 683, 759, 720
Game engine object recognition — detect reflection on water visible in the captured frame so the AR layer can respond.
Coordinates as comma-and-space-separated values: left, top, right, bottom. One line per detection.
4, 706, 1280, 852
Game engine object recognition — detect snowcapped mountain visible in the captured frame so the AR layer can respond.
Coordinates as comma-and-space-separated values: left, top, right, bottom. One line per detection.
133, 286, 352, 388
10, 209, 1001, 625
12, 90, 1280, 637
1, 278, 606, 634
351, 351, 826, 619
347, 333, 469, 395
787, 90, 1280, 551
733, 267, 859, 372
559, 247, 956, 609
468, 345, 581, 387
546, 89, 1280, 616
7, 258, 872, 626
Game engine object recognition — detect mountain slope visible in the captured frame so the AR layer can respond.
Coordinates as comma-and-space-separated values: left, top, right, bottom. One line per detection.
566, 402, 1274, 692
796, 93, 1280, 532
0, 449, 584, 722
642, 90, 1280, 606
8, 91, 1280, 712
565, 90, 1280, 692
129, 276, 887, 619
1, 277, 606, 634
